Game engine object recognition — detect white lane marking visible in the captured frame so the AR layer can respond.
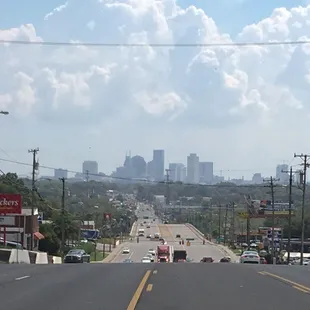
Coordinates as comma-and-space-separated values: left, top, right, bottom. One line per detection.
15, 275, 30, 281
129, 251, 134, 259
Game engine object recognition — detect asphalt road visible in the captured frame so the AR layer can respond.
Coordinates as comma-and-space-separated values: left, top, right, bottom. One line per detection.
111, 204, 161, 263
111, 205, 227, 263
1, 263, 310, 309
159, 223, 225, 262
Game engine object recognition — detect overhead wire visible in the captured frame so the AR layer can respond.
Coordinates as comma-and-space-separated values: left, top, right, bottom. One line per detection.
1, 39, 310, 48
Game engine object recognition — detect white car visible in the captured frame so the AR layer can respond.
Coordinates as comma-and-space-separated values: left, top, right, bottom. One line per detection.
240, 251, 260, 264
141, 257, 151, 263
148, 249, 156, 256
122, 248, 130, 254
146, 253, 154, 262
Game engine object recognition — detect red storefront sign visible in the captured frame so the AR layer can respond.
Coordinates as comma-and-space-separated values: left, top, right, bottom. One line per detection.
0, 194, 22, 214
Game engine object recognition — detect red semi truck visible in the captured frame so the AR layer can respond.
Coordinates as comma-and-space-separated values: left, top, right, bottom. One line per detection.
157, 245, 173, 262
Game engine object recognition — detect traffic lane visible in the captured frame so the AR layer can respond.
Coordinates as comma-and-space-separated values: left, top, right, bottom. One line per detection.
113, 239, 162, 263
254, 264, 310, 289
0, 263, 152, 310
164, 224, 224, 262
136, 264, 310, 310
0, 264, 67, 286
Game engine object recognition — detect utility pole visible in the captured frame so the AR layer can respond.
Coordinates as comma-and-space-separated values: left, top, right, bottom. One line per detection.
244, 195, 251, 248
263, 176, 279, 264
230, 201, 235, 244
28, 147, 39, 251
294, 153, 310, 265
223, 204, 229, 246
218, 204, 222, 243
165, 169, 171, 206
281, 166, 299, 264
60, 177, 66, 260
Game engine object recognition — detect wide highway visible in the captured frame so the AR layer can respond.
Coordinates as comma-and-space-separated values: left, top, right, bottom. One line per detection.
1, 262, 310, 309
1, 205, 310, 309
111, 204, 226, 263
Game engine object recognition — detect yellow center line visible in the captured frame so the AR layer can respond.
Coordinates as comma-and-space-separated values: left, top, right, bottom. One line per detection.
258, 271, 310, 292
146, 284, 153, 292
127, 270, 152, 310
293, 286, 310, 293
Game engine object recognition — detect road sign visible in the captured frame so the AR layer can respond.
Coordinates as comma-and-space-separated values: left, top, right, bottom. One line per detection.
0, 216, 15, 226
0, 194, 22, 214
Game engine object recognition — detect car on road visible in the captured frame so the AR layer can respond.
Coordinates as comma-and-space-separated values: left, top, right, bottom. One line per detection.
122, 248, 130, 254
146, 253, 155, 262
154, 233, 160, 239
176, 234, 181, 238
146, 234, 152, 238
141, 257, 152, 263
200, 257, 214, 263
123, 259, 133, 263
64, 249, 90, 263
240, 251, 260, 264
220, 256, 231, 263
148, 249, 156, 256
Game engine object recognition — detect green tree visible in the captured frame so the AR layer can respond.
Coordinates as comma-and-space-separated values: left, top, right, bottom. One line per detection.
38, 223, 60, 255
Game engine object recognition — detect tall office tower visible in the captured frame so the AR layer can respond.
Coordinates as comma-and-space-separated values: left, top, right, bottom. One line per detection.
82, 160, 99, 177
169, 163, 186, 182
276, 164, 289, 184
199, 162, 213, 184
153, 150, 165, 181
187, 153, 199, 184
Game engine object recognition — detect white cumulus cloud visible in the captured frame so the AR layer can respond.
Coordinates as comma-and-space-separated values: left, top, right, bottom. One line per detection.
1, 0, 310, 177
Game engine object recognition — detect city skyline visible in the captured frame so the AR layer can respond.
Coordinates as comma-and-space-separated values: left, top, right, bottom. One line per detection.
0, 148, 297, 183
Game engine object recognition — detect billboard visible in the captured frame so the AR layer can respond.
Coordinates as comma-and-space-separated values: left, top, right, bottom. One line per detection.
0, 194, 22, 214
249, 200, 294, 218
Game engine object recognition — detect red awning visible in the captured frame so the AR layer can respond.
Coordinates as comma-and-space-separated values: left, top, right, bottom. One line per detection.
34, 232, 45, 240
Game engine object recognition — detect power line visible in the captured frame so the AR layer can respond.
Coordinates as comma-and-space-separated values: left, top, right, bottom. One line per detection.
0, 156, 290, 188
1, 39, 310, 48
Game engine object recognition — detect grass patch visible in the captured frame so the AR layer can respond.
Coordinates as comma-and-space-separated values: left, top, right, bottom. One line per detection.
90, 251, 108, 261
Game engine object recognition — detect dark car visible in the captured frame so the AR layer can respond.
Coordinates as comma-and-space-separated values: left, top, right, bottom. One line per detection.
176, 234, 181, 238
200, 257, 214, 263
220, 257, 231, 263
64, 249, 90, 263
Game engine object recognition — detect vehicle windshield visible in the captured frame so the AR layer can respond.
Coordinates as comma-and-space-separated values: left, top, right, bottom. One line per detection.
243, 251, 258, 255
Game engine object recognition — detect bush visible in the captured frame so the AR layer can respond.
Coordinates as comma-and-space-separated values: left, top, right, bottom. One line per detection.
78, 242, 96, 254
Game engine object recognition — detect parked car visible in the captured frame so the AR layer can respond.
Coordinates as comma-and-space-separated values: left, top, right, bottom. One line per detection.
64, 249, 90, 263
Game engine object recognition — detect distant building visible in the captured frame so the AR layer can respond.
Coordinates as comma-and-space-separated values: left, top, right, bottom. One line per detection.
252, 173, 263, 184
276, 164, 289, 184
187, 153, 199, 184
199, 162, 213, 184
152, 150, 165, 181
82, 161, 99, 179
169, 163, 186, 182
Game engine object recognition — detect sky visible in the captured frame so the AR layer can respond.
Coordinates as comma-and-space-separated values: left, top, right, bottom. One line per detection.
1, 0, 310, 180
